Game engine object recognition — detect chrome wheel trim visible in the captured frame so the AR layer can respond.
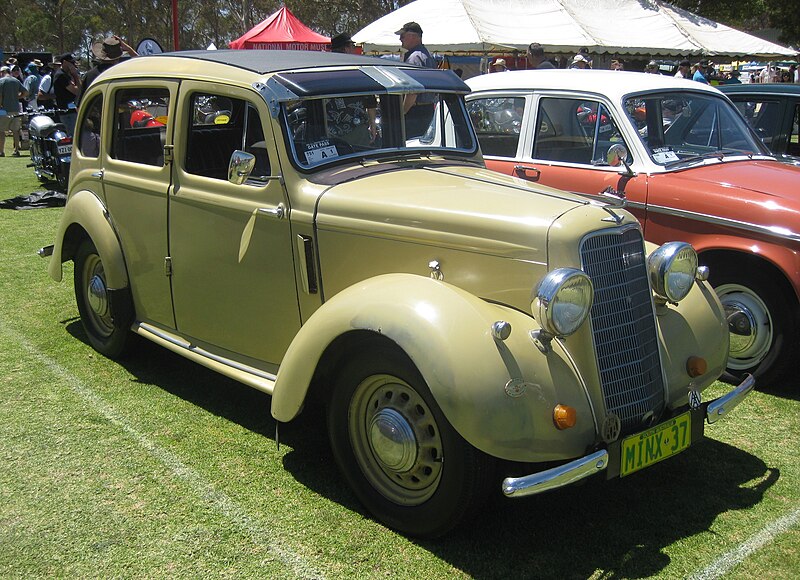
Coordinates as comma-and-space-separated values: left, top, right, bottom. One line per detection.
83, 253, 114, 337
716, 283, 772, 370
348, 374, 443, 506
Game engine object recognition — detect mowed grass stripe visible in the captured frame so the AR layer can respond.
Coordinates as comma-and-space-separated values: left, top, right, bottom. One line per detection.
690, 506, 800, 579
0, 319, 325, 580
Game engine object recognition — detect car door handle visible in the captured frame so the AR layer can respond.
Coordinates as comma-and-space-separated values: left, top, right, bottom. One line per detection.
91, 170, 104, 179
514, 165, 540, 180
257, 203, 286, 219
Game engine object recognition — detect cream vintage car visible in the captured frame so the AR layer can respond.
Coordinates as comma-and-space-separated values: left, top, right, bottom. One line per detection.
41, 50, 754, 538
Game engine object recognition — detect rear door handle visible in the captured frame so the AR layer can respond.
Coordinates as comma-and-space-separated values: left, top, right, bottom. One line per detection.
514, 165, 540, 181
91, 170, 104, 179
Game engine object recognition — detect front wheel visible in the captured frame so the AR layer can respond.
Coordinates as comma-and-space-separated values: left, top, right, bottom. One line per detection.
711, 270, 798, 388
327, 346, 493, 538
73, 239, 134, 358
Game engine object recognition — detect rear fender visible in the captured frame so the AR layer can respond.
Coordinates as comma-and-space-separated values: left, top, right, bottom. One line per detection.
48, 189, 129, 290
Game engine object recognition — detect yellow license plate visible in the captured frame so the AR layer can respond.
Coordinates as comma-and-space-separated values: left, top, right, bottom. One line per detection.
619, 412, 691, 477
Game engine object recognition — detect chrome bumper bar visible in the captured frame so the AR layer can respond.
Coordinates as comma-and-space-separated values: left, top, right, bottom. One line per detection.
502, 374, 755, 498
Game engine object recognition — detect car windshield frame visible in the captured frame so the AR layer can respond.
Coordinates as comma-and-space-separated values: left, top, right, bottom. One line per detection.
621, 89, 770, 167
259, 66, 478, 171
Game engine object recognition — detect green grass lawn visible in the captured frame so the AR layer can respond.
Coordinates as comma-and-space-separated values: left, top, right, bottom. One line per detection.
1, 143, 798, 578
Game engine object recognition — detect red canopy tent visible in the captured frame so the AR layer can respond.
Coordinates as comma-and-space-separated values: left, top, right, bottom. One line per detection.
229, 6, 330, 50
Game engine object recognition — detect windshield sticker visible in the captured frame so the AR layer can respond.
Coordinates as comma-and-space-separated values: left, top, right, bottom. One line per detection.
304, 140, 339, 164
652, 147, 679, 164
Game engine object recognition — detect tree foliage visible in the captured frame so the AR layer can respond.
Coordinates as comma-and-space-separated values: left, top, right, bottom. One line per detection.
1, 0, 795, 60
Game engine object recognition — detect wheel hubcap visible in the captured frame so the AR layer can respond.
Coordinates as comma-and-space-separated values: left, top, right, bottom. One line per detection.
717, 284, 772, 370
369, 408, 418, 472
349, 375, 444, 505
88, 275, 109, 317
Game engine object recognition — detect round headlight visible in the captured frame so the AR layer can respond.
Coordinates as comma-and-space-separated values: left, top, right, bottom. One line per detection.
648, 242, 698, 303
533, 268, 594, 337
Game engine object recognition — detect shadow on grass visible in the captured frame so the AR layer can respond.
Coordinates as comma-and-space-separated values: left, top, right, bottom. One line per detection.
66, 320, 777, 577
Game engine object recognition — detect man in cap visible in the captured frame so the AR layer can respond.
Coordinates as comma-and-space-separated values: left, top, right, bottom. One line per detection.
693, 60, 709, 84
330, 33, 357, 54
645, 60, 660, 74
396, 22, 436, 138
569, 54, 590, 69
80, 36, 138, 102
52, 53, 81, 135
610, 59, 624, 71
527, 43, 555, 69
23, 59, 43, 109
674, 60, 691, 79
0, 65, 28, 156
490, 58, 508, 73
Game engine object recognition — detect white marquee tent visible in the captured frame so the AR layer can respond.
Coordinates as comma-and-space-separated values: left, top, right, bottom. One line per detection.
353, 0, 797, 58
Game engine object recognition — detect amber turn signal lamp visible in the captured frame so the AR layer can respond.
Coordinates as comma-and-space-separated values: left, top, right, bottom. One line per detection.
553, 404, 577, 430
686, 356, 707, 377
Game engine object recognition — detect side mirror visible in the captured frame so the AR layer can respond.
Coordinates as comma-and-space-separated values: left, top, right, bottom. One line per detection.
228, 150, 256, 185
606, 144, 628, 167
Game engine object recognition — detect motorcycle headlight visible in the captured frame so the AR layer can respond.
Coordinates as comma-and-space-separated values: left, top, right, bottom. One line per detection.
648, 242, 698, 303
533, 268, 594, 337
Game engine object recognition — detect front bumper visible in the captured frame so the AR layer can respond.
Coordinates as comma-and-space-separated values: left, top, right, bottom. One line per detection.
502, 374, 755, 498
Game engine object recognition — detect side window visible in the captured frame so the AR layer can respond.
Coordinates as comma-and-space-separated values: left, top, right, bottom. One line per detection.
185, 93, 270, 181
111, 88, 169, 166
534, 98, 625, 166
789, 104, 800, 157
467, 97, 524, 157
78, 94, 102, 158
734, 99, 782, 145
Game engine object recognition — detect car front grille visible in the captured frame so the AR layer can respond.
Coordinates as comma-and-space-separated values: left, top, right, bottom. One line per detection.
580, 226, 665, 434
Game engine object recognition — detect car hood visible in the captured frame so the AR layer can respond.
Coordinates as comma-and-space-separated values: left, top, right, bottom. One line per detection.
313, 163, 639, 307
314, 163, 632, 259
671, 159, 800, 202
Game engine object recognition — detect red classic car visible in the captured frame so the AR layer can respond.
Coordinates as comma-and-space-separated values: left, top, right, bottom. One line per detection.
466, 69, 800, 387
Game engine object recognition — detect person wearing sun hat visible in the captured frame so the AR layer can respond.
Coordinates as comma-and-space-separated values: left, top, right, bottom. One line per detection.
330, 32, 357, 54
79, 35, 139, 102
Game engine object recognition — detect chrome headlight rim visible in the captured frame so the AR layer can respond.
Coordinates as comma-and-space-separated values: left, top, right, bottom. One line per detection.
648, 241, 698, 303
533, 268, 594, 337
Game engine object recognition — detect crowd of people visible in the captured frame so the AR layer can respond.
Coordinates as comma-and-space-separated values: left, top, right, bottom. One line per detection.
1, 36, 137, 156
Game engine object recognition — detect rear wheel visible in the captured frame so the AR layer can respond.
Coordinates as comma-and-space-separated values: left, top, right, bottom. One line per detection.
711, 268, 798, 388
73, 239, 134, 358
327, 345, 493, 538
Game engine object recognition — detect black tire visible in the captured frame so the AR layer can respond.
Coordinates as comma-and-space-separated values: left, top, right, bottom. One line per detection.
710, 267, 798, 388
73, 239, 134, 359
327, 345, 493, 538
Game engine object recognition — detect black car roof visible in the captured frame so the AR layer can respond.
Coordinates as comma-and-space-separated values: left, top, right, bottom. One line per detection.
719, 83, 800, 97
154, 49, 408, 75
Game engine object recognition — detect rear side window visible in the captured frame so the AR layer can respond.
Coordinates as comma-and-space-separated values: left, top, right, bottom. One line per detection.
732, 98, 782, 146
78, 94, 102, 158
111, 88, 170, 166
185, 93, 270, 182
467, 97, 524, 158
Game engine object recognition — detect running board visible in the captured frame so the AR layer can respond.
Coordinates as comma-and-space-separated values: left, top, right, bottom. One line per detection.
134, 322, 277, 395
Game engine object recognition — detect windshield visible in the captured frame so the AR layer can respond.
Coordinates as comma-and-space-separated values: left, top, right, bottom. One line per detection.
623, 91, 768, 166
282, 91, 477, 170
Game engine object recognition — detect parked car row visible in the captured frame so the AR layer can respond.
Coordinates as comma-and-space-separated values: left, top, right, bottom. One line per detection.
41, 51, 761, 537
466, 70, 800, 388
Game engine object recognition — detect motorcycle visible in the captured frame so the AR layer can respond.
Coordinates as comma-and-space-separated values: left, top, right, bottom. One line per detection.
26, 109, 72, 191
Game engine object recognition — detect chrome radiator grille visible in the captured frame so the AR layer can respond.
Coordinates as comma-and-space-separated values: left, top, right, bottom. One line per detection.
580, 227, 665, 434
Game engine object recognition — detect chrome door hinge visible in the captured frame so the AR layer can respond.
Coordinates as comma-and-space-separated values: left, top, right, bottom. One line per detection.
164, 144, 174, 164
164, 256, 173, 276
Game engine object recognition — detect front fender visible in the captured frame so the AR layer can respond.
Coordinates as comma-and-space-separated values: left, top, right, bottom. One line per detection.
48, 189, 129, 290
272, 273, 597, 462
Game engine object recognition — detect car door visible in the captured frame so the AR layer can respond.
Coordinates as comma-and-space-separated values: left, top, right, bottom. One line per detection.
168, 82, 300, 366
100, 80, 178, 328
473, 92, 649, 227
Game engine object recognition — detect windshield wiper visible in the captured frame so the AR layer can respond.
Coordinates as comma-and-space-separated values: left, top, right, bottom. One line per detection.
665, 149, 737, 169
